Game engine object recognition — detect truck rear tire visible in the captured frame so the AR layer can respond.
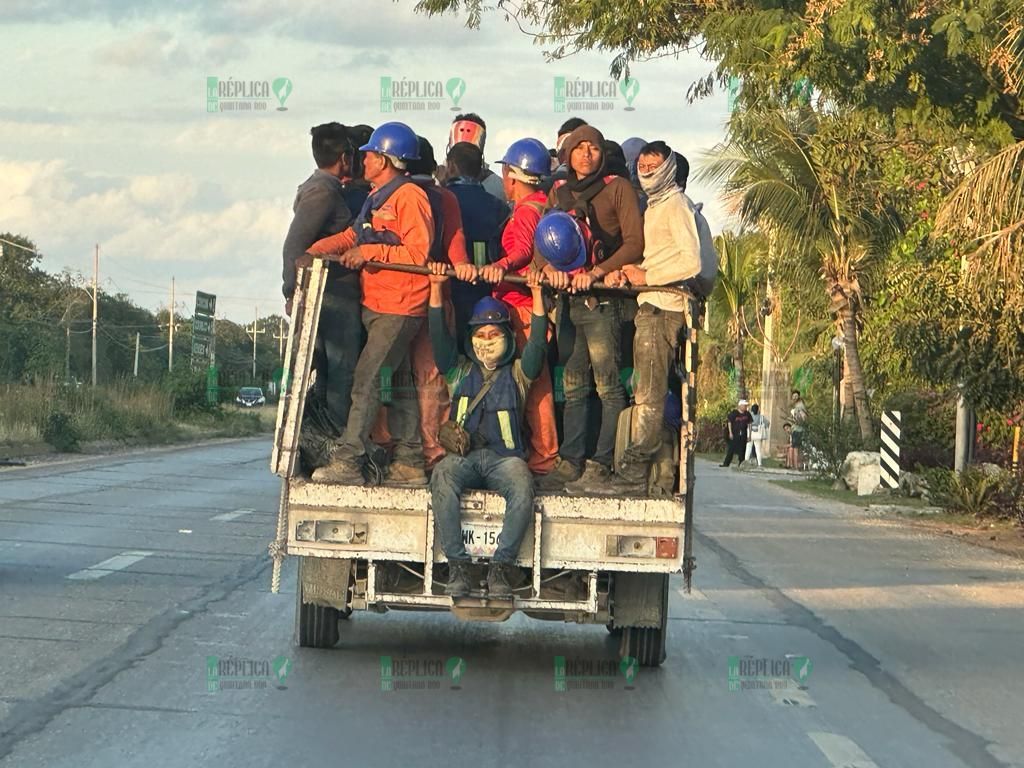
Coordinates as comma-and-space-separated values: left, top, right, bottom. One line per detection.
295, 557, 340, 649
617, 574, 669, 667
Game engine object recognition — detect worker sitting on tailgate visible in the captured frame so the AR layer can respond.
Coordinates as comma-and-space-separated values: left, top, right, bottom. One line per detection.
426, 262, 548, 598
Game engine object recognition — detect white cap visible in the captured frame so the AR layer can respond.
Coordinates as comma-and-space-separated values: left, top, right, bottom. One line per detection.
738, 399, 749, 406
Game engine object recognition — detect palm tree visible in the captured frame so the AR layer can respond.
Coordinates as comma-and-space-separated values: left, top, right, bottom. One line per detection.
700, 108, 900, 441
711, 231, 759, 400
935, 4, 1024, 312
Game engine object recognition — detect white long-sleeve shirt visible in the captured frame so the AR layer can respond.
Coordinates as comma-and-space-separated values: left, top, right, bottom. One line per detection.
638, 189, 702, 313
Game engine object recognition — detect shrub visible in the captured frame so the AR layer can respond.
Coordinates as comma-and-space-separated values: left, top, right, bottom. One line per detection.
923, 464, 1024, 524
696, 400, 731, 454
992, 466, 1024, 526
167, 370, 218, 415
883, 390, 954, 469
41, 411, 80, 452
802, 411, 865, 480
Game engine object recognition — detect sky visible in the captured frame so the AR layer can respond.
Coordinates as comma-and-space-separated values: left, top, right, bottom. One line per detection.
0, 0, 731, 322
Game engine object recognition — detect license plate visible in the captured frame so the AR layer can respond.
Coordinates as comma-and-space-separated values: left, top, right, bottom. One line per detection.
461, 523, 502, 558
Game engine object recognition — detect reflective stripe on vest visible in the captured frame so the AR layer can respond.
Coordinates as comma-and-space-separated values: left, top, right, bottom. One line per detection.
456, 396, 470, 426
496, 411, 515, 450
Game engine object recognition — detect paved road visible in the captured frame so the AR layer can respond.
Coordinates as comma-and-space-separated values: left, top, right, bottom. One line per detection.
1, 440, 1022, 768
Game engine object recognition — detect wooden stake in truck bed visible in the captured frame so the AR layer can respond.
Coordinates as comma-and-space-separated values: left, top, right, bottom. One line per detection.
269, 260, 701, 667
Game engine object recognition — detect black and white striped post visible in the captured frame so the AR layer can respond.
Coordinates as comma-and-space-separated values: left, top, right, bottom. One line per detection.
880, 410, 902, 489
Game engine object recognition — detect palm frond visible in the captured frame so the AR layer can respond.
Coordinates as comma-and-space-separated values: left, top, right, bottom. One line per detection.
935, 140, 1024, 301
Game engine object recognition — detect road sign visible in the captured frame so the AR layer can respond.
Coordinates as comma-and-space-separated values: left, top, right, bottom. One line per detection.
193, 315, 214, 337
191, 291, 216, 371
196, 292, 216, 317
880, 410, 902, 489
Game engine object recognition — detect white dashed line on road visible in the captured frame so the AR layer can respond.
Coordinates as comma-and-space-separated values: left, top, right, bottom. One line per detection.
808, 732, 879, 768
771, 686, 816, 707
210, 509, 254, 522
67, 551, 153, 580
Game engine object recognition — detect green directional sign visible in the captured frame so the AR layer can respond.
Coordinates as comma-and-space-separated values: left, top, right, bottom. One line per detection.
192, 291, 217, 374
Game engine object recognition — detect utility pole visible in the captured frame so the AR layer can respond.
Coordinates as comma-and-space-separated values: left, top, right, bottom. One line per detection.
91, 244, 98, 387
274, 316, 287, 360
65, 324, 71, 382
247, 305, 264, 382
168, 277, 175, 373
133, 332, 140, 377
954, 251, 974, 473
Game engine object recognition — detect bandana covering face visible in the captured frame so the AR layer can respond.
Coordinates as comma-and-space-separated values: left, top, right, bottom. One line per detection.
471, 335, 508, 371
638, 152, 679, 207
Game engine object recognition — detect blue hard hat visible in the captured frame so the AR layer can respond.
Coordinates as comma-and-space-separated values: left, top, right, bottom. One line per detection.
495, 137, 550, 178
468, 296, 511, 327
534, 211, 587, 272
359, 121, 420, 161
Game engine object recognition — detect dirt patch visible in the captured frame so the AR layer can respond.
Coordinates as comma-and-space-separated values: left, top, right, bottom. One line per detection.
890, 513, 1024, 560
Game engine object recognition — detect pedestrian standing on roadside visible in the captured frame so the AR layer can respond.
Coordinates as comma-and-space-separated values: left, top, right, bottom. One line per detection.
744, 403, 769, 468
721, 399, 753, 468
789, 389, 808, 471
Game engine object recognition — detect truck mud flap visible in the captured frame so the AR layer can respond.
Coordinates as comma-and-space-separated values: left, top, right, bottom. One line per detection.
611, 572, 666, 629
300, 557, 353, 611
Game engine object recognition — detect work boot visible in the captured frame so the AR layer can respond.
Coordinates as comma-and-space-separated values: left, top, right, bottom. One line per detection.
311, 455, 364, 485
486, 562, 519, 599
445, 561, 472, 597
534, 457, 581, 492
564, 460, 612, 495
384, 462, 428, 487
606, 461, 649, 496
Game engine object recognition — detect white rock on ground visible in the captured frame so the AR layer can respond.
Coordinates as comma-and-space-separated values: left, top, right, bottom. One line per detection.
840, 451, 882, 496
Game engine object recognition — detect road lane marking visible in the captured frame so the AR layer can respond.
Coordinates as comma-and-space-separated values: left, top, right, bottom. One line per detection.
808, 732, 878, 768
67, 551, 153, 580
771, 687, 816, 707
709, 504, 800, 510
210, 509, 254, 522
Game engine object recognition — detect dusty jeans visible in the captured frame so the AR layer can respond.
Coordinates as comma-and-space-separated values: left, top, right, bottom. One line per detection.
626, 303, 685, 465
561, 297, 626, 468
336, 309, 423, 467
430, 449, 534, 563
313, 278, 363, 433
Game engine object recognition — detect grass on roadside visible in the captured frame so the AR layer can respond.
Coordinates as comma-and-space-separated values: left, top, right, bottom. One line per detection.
0, 381, 270, 455
769, 478, 935, 509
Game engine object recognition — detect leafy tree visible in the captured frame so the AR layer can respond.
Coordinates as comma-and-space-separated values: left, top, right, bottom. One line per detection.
416, 0, 1023, 141
711, 231, 761, 399
701, 108, 902, 440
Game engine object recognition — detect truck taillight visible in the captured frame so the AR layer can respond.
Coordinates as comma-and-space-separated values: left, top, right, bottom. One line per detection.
656, 537, 678, 559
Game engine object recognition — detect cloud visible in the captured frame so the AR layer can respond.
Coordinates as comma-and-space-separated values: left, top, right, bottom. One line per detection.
93, 26, 191, 72
203, 34, 251, 66
0, 157, 291, 318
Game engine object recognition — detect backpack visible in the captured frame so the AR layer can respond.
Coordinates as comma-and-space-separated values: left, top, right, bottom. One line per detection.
417, 182, 447, 264
691, 201, 719, 297
552, 176, 616, 265
448, 182, 510, 266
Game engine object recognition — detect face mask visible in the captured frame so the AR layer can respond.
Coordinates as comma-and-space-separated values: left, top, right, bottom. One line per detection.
472, 335, 507, 370
638, 153, 678, 202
